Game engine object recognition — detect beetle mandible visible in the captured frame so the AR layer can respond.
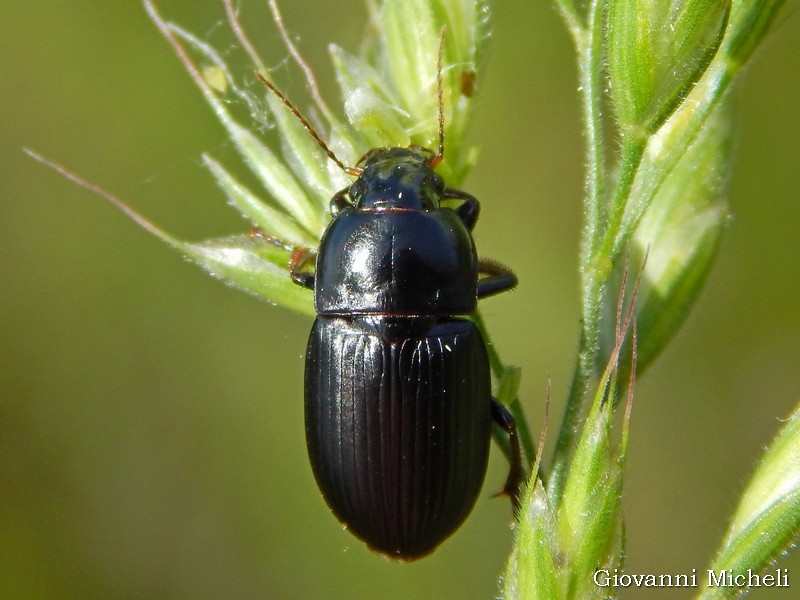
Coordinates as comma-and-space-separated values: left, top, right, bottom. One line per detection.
259, 33, 522, 560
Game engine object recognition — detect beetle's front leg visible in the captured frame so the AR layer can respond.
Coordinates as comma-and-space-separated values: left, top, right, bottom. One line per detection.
249, 228, 315, 288
330, 187, 352, 216
477, 259, 517, 299
248, 228, 295, 252
443, 188, 480, 231
491, 398, 523, 514
290, 247, 317, 290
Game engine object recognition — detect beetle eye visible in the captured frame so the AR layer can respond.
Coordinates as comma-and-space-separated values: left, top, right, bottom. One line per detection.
349, 179, 366, 201
425, 174, 445, 199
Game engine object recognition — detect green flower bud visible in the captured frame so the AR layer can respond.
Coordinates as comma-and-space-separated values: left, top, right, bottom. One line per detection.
723, 0, 787, 70
503, 480, 563, 600
601, 103, 731, 375
557, 398, 625, 598
607, 0, 731, 137
699, 403, 800, 598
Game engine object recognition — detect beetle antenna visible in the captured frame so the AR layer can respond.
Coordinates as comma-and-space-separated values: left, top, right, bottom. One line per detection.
428, 25, 447, 170
256, 72, 362, 177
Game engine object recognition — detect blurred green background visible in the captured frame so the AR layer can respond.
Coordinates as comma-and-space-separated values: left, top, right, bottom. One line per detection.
2, 1, 799, 598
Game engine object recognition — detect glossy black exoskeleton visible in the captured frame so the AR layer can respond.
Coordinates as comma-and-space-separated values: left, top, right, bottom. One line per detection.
291, 146, 522, 560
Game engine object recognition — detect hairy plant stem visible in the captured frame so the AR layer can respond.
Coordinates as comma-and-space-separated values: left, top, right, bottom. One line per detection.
549, 1, 740, 502
548, 0, 606, 502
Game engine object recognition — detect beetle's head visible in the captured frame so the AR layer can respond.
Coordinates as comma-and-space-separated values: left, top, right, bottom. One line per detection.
348, 147, 444, 210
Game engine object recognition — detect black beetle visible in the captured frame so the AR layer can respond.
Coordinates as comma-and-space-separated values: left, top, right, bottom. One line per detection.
258, 44, 523, 559
289, 146, 522, 559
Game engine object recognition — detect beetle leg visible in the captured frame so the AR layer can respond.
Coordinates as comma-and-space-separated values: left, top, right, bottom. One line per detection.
330, 187, 352, 216
290, 247, 316, 290
442, 188, 480, 231
477, 259, 517, 298
250, 229, 316, 288
491, 398, 523, 514
247, 227, 295, 251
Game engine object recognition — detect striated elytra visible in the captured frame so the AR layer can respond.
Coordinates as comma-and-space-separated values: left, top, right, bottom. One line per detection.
292, 147, 522, 559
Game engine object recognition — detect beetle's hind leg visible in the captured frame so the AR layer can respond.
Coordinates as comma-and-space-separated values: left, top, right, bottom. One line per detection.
477, 259, 517, 299
491, 398, 523, 514
289, 247, 317, 290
